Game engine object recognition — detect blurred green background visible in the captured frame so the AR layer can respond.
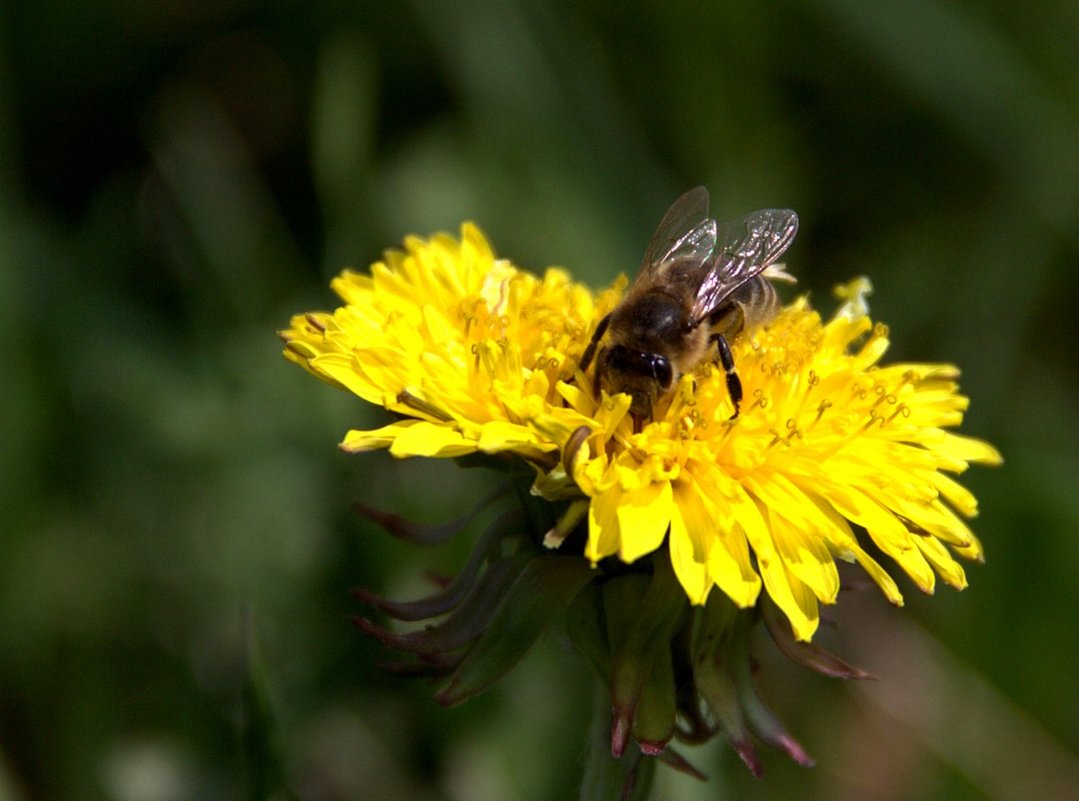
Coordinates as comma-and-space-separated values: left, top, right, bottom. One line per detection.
2, 1, 1077, 800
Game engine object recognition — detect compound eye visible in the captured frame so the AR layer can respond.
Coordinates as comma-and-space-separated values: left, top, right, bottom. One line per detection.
652, 356, 673, 389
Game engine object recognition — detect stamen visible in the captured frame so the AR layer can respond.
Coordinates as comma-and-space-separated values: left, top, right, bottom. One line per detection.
810, 399, 833, 427
860, 408, 886, 431
459, 298, 484, 336
765, 420, 803, 450
681, 381, 698, 406
886, 403, 910, 423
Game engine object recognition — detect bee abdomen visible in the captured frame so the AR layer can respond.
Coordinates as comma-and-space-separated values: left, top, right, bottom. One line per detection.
713, 275, 780, 334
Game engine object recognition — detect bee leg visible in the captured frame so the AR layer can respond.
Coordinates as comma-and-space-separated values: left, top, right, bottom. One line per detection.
711, 333, 743, 419
578, 314, 610, 374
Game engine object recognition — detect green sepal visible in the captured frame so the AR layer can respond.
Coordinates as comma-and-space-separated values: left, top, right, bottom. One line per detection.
631, 641, 677, 753
762, 599, 874, 680
566, 579, 611, 680
436, 554, 594, 707
730, 613, 814, 767
355, 550, 533, 655
353, 509, 523, 621
607, 553, 687, 757
691, 596, 762, 776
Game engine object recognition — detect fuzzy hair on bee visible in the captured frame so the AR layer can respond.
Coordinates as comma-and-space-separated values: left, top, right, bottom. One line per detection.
578, 187, 799, 428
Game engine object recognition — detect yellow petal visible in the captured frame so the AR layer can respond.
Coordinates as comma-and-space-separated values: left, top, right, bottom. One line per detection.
339, 420, 476, 458
669, 484, 712, 605
938, 432, 1003, 466
780, 565, 821, 642
848, 541, 905, 606
700, 484, 762, 608
476, 421, 547, 453
616, 481, 673, 563
931, 470, 980, 517
339, 422, 409, 453
311, 353, 384, 404
724, 481, 817, 635
914, 535, 968, 590
743, 475, 840, 603
766, 507, 840, 605
586, 484, 624, 564
886, 539, 937, 594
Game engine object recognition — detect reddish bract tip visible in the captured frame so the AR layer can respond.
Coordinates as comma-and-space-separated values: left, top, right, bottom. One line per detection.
610, 710, 632, 758
731, 739, 764, 778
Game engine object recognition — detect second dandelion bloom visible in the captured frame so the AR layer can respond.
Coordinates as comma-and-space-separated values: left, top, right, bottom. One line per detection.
281, 205, 1001, 643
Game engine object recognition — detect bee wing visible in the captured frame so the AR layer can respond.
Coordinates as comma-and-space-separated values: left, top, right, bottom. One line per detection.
690, 208, 799, 322
637, 186, 718, 283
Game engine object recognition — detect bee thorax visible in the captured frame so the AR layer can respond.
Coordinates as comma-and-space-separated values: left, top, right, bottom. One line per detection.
611, 291, 689, 352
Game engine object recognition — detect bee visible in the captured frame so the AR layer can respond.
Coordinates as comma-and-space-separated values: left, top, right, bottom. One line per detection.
578, 187, 799, 426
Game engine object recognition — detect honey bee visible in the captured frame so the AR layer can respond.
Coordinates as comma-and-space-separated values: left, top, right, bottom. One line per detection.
578, 187, 799, 426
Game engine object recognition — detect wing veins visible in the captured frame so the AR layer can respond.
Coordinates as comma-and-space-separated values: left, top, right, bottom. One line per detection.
690, 209, 798, 322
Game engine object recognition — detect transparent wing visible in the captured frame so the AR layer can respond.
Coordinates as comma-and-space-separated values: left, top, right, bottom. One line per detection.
636, 186, 718, 282
690, 208, 799, 322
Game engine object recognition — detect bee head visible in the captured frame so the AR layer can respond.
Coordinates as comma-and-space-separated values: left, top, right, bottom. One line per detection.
602, 345, 674, 421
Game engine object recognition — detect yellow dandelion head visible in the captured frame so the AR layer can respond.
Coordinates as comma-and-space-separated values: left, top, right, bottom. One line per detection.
282, 227, 1001, 642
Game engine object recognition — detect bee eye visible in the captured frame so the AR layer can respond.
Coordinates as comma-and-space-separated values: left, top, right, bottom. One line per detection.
652, 357, 673, 390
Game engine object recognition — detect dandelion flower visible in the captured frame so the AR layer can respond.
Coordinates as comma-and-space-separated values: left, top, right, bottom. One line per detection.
283, 214, 1004, 788
282, 223, 1000, 642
